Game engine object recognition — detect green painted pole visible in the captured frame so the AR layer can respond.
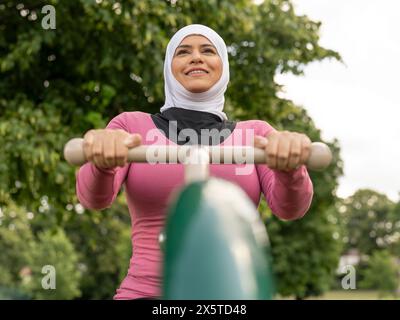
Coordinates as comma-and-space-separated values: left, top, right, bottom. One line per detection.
162, 178, 275, 299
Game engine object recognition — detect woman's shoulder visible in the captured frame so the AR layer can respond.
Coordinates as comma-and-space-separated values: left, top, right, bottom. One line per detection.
107, 111, 153, 132
111, 111, 151, 122
236, 119, 276, 137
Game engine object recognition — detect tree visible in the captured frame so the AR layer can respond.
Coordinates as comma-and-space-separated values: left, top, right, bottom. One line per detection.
0, 201, 81, 299
1, 0, 342, 298
338, 189, 397, 257
21, 228, 82, 300
331, 189, 399, 294
388, 196, 400, 257
261, 105, 343, 299
359, 250, 399, 299
63, 196, 132, 299
0, 201, 35, 296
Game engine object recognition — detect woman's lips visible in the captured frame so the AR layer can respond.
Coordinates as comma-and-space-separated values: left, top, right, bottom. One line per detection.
186, 71, 208, 77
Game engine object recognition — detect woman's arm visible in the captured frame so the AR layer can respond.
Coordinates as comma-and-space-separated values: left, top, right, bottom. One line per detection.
253, 120, 314, 220
256, 164, 313, 220
75, 113, 136, 210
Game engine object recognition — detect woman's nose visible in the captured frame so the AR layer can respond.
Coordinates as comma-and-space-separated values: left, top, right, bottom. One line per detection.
190, 50, 202, 62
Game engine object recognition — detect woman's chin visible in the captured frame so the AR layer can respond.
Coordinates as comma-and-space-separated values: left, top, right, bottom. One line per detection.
185, 84, 211, 93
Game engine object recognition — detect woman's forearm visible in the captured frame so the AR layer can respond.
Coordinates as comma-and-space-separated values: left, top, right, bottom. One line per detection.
257, 165, 314, 220
76, 163, 118, 210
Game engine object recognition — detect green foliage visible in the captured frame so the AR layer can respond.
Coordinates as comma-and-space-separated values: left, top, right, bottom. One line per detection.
265, 202, 343, 299
1, 0, 343, 299
63, 196, 132, 299
0, 202, 35, 288
359, 250, 399, 298
338, 189, 398, 256
259, 102, 344, 299
0, 96, 74, 213
21, 228, 81, 299
0, 201, 81, 299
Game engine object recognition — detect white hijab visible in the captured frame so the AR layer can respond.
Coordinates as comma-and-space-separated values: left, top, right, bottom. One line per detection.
160, 24, 229, 120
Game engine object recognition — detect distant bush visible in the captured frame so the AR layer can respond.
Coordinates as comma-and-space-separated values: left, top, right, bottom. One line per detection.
20, 228, 81, 299
0, 201, 81, 299
359, 250, 399, 298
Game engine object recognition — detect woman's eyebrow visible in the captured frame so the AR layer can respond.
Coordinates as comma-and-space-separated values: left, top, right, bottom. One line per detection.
176, 44, 216, 49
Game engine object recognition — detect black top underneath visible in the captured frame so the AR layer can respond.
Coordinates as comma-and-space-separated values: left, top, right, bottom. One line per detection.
151, 107, 236, 146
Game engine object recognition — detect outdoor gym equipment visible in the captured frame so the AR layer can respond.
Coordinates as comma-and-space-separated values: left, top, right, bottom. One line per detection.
64, 139, 332, 299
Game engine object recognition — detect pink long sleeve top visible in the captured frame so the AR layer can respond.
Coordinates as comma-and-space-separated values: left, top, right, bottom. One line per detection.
75, 111, 314, 299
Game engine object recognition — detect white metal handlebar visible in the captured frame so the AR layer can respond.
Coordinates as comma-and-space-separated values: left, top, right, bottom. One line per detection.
64, 138, 332, 171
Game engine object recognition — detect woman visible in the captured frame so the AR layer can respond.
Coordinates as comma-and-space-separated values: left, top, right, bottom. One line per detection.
76, 24, 313, 300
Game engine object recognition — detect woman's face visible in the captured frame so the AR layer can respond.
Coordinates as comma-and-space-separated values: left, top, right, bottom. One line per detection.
172, 35, 222, 93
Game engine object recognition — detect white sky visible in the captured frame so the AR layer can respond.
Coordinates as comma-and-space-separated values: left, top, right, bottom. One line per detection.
272, 0, 400, 201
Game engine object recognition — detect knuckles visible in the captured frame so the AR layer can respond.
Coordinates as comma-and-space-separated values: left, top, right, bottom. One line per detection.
277, 154, 288, 161
83, 140, 93, 148
104, 154, 115, 161
83, 129, 132, 169
260, 131, 312, 171
92, 149, 102, 157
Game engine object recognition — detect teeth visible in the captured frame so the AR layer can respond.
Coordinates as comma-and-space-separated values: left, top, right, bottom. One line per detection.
188, 70, 207, 75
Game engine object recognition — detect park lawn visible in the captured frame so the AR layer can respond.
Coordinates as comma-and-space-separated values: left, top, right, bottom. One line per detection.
310, 290, 386, 300
277, 290, 395, 300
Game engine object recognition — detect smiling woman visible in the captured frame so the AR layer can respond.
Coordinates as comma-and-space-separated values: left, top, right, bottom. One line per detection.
159, 24, 231, 121
171, 35, 223, 93
75, 24, 315, 300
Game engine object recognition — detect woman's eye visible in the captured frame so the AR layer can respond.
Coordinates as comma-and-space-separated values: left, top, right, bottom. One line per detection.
176, 49, 215, 56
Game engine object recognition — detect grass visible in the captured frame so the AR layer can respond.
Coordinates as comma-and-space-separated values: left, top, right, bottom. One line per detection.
278, 290, 398, 300
311, 290, 381, 300
311, 290, 399, 300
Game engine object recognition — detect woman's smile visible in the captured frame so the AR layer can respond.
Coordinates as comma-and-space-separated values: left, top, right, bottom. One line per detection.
186, 71, 208, 77
188, 71, 207, 77
185, 67, 210, 78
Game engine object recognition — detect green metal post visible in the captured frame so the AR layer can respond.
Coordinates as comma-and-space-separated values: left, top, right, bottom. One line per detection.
162, 178, 275, 299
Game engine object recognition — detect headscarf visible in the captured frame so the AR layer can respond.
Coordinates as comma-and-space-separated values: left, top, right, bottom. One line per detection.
160, 24, 230, 121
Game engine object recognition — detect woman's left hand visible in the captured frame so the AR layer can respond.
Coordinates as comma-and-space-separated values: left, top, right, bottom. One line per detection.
254, 131, 312, 172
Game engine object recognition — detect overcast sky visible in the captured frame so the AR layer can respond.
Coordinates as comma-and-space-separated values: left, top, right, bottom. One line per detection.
272, 0, 400, 201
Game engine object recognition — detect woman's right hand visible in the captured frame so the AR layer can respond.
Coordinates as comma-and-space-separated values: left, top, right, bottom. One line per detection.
83, 129, 142, 169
